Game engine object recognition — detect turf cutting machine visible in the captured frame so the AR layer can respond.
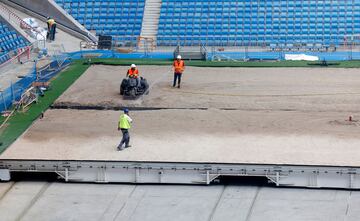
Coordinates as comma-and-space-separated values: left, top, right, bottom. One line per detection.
120, 77, 149, 99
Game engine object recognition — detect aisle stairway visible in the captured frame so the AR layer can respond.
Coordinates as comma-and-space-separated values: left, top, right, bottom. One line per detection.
139, 0, 162, 50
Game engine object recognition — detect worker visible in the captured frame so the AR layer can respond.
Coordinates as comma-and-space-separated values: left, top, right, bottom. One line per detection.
46, 17, 56, 41
46, 17, 52, 40
172, 55, 185, 88
117, 108, 132, 151
127, 64, 140, 86
50, 18, 57, 41
127, 64, 139, 78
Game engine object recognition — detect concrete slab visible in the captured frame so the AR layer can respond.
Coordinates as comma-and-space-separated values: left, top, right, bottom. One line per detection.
0, 182, 49, 221
343, 191, 360, 221
210, 186, 259, 221
0, 182, 358, 221
249, 188, 350, 221
0, 60, 35, 91
0, 182, 13, 199
115, 185, 224, 221
20, 183, 135, 221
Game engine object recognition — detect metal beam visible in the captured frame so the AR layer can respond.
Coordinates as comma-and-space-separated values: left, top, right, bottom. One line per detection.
1, 160, 360, 189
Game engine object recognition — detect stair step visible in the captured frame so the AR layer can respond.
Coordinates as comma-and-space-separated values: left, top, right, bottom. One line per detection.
140, 0, 163, 50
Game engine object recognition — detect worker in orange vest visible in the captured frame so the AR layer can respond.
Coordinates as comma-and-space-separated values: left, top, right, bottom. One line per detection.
127, 64, 140, 86
127, 64, 139, 78
173, 55, 185, 88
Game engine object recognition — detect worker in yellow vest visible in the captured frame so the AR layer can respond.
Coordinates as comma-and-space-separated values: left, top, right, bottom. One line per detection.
117, 108, 133, 151
46, 17, 52, 40
46, 17, 56, 41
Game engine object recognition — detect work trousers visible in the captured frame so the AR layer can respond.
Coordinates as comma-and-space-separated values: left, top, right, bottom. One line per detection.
50, 24, 57, 41
173, 72, 182, 87
118, 129, 130, 148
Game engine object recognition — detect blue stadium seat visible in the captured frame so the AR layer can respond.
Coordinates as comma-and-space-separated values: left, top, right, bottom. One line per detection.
55, 0, 145, 44
0, 22, 29, 61
156, 0, 359, 47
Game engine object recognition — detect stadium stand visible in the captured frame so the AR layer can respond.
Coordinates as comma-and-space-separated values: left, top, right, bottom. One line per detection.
55, 0, 145, 44
157, 0, 360, 47
53, 0, 360, 49
0, 21, 29, 64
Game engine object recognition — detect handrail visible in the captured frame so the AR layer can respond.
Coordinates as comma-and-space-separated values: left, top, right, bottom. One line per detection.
137, 36, 156, 51
0, 45, 31, 69
109, 35, 356, 48
0, 3, 46, 42
6, 0, 97, 43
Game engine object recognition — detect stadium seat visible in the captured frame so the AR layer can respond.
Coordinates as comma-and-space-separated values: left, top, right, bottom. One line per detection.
55, 0, 145, 44
0, 22, 29, 63
156, 0, 358, 47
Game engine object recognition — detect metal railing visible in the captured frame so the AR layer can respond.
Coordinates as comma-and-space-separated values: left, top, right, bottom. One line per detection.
77, 33, 360, 56
0, 3, 45, 49
83, 35, 156, 53
0, 45, 31, 69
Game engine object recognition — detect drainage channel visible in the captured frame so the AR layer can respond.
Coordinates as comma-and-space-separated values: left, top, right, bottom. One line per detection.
50, 104, 209, 111
50, 104, 305, 112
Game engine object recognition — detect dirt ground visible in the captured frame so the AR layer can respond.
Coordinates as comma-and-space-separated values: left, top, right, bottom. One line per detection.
3, 65, 360, 166
55, 65, 360, 111
2, 109, 360, 166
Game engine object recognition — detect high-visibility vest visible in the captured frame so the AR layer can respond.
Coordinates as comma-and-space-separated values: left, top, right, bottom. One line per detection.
127, 69, 139, 78
173, 60, 185, 73
47, 19, 56, 27
119, 114, 131, 129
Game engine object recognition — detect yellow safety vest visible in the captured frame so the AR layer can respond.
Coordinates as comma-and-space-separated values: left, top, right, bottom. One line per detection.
119, 114, 131, 129
47, 19, 56, 26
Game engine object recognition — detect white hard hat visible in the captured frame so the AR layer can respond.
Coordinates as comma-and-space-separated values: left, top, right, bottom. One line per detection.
177, 55, 182, 59
131, 64, 136, 68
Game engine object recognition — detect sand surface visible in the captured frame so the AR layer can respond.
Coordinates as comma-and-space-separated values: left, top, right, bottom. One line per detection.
3, 65, 360, 166
2, 109, 360, 166
55, 65, 360, 111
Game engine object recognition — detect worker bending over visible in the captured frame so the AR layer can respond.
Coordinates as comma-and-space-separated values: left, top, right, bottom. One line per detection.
117, 108, 132, 151
173, 55, 185, 88
46, 17, 56, 41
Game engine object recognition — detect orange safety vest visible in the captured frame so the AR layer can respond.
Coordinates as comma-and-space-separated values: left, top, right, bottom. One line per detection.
173, 60, 185, 74
127, 68, 139, 78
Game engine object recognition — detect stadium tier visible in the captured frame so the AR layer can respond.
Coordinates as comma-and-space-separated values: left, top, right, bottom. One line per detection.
55, 0, 145, 43
54, 0, 360, 47
0, 22, 28, 52
0, 22, 28, 64
158, 0, 360, 47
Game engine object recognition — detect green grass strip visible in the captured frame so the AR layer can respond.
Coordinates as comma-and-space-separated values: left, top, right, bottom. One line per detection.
0, 60, 90, 154
89, 58, 360, 68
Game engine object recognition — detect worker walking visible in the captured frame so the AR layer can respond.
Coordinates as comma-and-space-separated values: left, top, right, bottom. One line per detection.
117, 108, 133, 151
173, 55, 185, 88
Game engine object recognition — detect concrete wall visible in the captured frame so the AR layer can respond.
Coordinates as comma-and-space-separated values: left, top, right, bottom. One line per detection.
5, 0, 97, 42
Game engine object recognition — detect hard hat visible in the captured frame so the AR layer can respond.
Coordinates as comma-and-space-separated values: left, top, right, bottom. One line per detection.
131, 64, 136, 68
124, 108, 129, 113
177, 55, 182, 59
